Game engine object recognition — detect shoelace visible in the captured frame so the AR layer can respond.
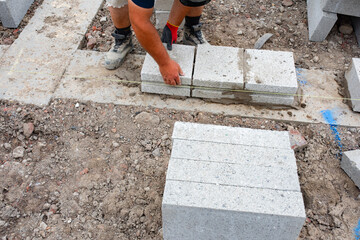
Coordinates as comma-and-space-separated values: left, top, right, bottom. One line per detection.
111, 32, 127, 50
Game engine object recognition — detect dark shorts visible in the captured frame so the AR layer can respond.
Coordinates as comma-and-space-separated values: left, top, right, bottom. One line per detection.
132, 0, 210, 9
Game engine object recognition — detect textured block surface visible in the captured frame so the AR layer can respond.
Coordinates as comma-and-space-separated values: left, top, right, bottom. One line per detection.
172, 122, 291, 149
192, 89, 295, 106
193, 45, 244, 89
141, 82, 190, 97
141, 44, 194, 85
345, 58, 360, 112
0, 0, 34, 28
155, 10, 184, 29
322, 0, 360, 17
244, 49, 298, 94
341, 150, 360, 188
307, 0, 337, 41
155, 0, 172, 10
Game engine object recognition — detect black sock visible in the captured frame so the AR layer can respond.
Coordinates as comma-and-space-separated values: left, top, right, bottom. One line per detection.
115, 26, 131, 36
185, 16, 201, 27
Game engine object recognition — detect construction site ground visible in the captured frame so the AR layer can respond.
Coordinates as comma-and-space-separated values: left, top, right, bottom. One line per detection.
0, 0, 360, 239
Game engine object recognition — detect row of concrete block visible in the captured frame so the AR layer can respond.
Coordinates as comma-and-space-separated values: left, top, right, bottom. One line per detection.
307, 0, 360, 45
345, 58, 360, 112
162, 122, 306, 239
141, 44, 299, 106
0, 0, 34, 28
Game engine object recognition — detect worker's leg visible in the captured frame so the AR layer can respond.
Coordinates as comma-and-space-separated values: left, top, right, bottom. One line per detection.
104, 0, 133, 70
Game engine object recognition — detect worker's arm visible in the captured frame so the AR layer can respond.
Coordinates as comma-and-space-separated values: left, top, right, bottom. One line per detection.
128, 0, 183, 85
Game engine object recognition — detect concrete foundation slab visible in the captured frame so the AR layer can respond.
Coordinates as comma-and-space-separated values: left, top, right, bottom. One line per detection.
172, 122, 291, 149
244, 49, 298, 94
141, 82, 190, 97
193, 45, 244, 89
141, 44, 194, 86
307, 0, 338, 41
341, 150, 360, 188
322, 0, 360, 18
0, 45, 9, 58
0, 0, 34, 28
192, 88, 295, 106
345, 58, 360, 112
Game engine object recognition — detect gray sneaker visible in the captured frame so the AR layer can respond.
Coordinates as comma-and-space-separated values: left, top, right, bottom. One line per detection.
183, 23, 209, 46
104, 32, 133, 70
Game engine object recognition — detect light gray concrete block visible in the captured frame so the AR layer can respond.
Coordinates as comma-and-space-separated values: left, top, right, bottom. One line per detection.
323, 0, 360, 18
155, 10, 184, 29
244, 49, 298, 94
171, 139, 298, 169
141, 82, 190, 97
172, 122, 292, 149
163, 180, 306, 240
345, 58, 360, 112
0, 45, 9, 58
155, 0, 172, 11
193, 45, 244, 89
141, 44, 194, 85
192, 88, 295, 106
353, 17, 360, 47
341, 150, 360, 188
0, 0, 34, 28
307, 0, 338, 41
167, 158, 300, 191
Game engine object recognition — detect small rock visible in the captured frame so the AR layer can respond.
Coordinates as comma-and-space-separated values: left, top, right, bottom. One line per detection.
339, 24, 353, 35
4, 143, 11, 150
39, 222, 47, 230
87, 38, 97, 49
43, 203, 51, 210
313, 56, 320, 63
152, 148, 161, 157
279, 6, 285, 12
23, 122, 34, 138
100, 16, 107, 23
75, 103, 80, 108
289, 129, 308, 151
112, 142, 120, 148
282, 0, 293, 7
237, 30, 243, 35
13, 146, 25, 158
135, 112, 160, 125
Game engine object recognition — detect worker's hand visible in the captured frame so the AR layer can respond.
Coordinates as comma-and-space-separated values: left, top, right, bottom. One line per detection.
161, 22, 179, 51
159, 59, 184, 86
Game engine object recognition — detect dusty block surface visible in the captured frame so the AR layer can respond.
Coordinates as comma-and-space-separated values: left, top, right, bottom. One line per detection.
322, 0, 360, 17
155, 10, 184, 29
307, 0, 337, 41
141, 44, 194, 86
345, 58, 360, 112
341, 150, 360, 188
0, 45, 9, 58
0, 0, 34, 28
141, 82, 190, 97
244, 49, 298, 94
163, 122, 305, 240
193, 45, 244, 89
155, 0, 172, 11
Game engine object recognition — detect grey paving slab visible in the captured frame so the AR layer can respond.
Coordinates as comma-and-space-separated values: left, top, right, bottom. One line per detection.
171, 139, 298, 169
155, 0, 172, 10
0, 0, 103, 105
244, 49, 298, 94
0, 0, 34, 28
141, 44, 194, 85
155, 11, 184, 29
172, 122, 292, 149
163, 180, 305, 240
167, 158, 300, 191
345, 58, 360, 112
323, 0, 360, 17
141, 82, 190, 97
193, 45, 244, 89
0, 45, 9, 58
341, 149, 360, 188
307, 0, 338, 41
192, 88, 295, 106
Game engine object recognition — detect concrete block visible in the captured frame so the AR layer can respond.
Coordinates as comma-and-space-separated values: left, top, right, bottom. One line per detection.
0, 45, 9, 58
244, 49, 298, 94
155, 10, 184, 29
162, 180, 306, 240
141, 44, 194, 86
192, 88, 294, 106
171, 139, 298, 169
341, 150, 360, 188
141, 82, 190, 97
0, 0, 34, 28
307, 0, 338, 41
172, 122, 292, 149
167, 158, 300, 191
322, 0, 360, 18
193, 45, 244, 89
352, 17, 360, 47
155, 0, 172, 11
345, 58, 360, 112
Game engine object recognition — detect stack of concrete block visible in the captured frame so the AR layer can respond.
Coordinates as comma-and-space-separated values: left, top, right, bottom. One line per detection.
154, 0, 184, 29
341, 150, 360, 188
307, 0, 360, 42
345, 58, 360, 112
140, 44, 195, 97
162, 122, 306, 240
0, 0, 34, 28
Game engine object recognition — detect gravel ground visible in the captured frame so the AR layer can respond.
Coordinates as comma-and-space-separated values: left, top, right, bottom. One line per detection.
0, 99, 360, 239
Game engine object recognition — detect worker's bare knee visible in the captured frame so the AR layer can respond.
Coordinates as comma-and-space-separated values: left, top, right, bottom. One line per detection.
179, 0, 211, 7
106, 0, 128, 8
